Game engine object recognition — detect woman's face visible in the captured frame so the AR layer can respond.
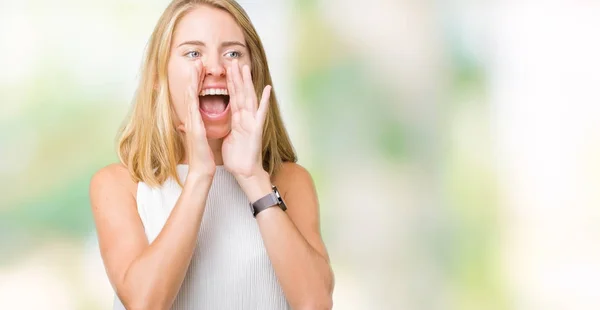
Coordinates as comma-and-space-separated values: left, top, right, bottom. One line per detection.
167, 5, 250, 139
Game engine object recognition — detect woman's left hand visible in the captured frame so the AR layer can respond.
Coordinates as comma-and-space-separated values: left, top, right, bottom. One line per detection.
222, 59, 271, 181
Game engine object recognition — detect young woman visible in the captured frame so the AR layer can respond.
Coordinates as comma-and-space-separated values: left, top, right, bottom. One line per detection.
89, 0, 334, 309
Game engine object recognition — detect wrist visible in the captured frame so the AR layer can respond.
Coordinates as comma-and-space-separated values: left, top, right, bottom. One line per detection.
185, 170, 214, 188
237, 169, 272, 203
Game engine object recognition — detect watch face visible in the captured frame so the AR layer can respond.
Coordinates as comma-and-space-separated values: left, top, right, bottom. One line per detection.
280, 199, 287, 211
273, 187, 281, 200
272, 186, 287, 211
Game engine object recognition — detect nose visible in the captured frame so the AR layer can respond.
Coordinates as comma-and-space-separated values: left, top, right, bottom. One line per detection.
203, 55, 225, 77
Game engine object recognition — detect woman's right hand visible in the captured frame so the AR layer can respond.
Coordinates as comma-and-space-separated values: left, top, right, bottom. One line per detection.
177, 61, 216, 179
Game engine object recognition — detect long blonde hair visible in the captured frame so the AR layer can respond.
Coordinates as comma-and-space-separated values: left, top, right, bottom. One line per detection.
117, 0, 297, 187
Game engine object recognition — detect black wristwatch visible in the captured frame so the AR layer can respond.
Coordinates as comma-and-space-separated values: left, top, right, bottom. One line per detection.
250, 185, 287, 217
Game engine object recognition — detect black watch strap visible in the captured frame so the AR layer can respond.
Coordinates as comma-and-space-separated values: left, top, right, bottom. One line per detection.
250, 186, 287, 217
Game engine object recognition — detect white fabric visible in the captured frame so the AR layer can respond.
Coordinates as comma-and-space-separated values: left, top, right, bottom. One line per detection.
112, 165, 290, 310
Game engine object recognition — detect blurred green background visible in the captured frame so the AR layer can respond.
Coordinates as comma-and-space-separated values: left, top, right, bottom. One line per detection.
2, 0, 600, 309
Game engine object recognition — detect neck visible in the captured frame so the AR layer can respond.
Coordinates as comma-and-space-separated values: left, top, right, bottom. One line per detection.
208, 138, 224, 165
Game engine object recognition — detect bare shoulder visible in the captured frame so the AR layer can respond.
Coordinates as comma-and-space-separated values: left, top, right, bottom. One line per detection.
90, 163, 137, 202
90, 163, 134, 187
89, 163, 138, 218
273, 162, 316, 197
272, 162, 320, 212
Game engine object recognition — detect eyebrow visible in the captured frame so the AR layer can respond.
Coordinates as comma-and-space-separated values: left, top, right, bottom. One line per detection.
177, 40, 246, 48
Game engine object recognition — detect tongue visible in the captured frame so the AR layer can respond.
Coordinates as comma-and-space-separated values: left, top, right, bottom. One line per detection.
199, 96, 226, 114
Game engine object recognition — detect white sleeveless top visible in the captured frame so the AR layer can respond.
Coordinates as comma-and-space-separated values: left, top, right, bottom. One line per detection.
113, 165, 290, 310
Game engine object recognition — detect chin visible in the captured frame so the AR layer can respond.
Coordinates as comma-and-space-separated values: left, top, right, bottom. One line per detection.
204, 121, 231, 140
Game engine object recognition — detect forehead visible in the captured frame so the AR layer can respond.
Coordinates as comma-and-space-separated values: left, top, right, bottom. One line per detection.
172, 5, 245, 45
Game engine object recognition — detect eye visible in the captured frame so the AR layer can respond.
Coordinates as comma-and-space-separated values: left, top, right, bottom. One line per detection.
225, 51, 242, 58
185, 51, 200, 58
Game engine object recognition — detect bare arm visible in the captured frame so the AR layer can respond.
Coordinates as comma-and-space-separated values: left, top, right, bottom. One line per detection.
239, 163, 334, 310
90, 164, 213, 310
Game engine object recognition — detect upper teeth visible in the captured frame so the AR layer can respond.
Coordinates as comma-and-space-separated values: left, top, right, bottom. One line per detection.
200, 88, 228, 96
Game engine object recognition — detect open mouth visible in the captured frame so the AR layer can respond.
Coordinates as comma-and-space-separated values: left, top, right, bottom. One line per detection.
198, 89, 230, 116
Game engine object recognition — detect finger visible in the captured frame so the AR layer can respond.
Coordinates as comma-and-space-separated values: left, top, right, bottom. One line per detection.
186, 100, 193, 157
188, 64, 205, 134
242, 65, 257, 112
186, 89, 195, 134
226, 66, 238, 113
187, 66, 198, 114
256, 85, 271, 132
188, 61, 203, 115
190, 88, 204, 136
186, 87, 193, 134
232, 59, 245, 111
190, 63, 199, 95
196, 60, 205, 90
182, 71, 192, 134
193, 102, 206, 139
